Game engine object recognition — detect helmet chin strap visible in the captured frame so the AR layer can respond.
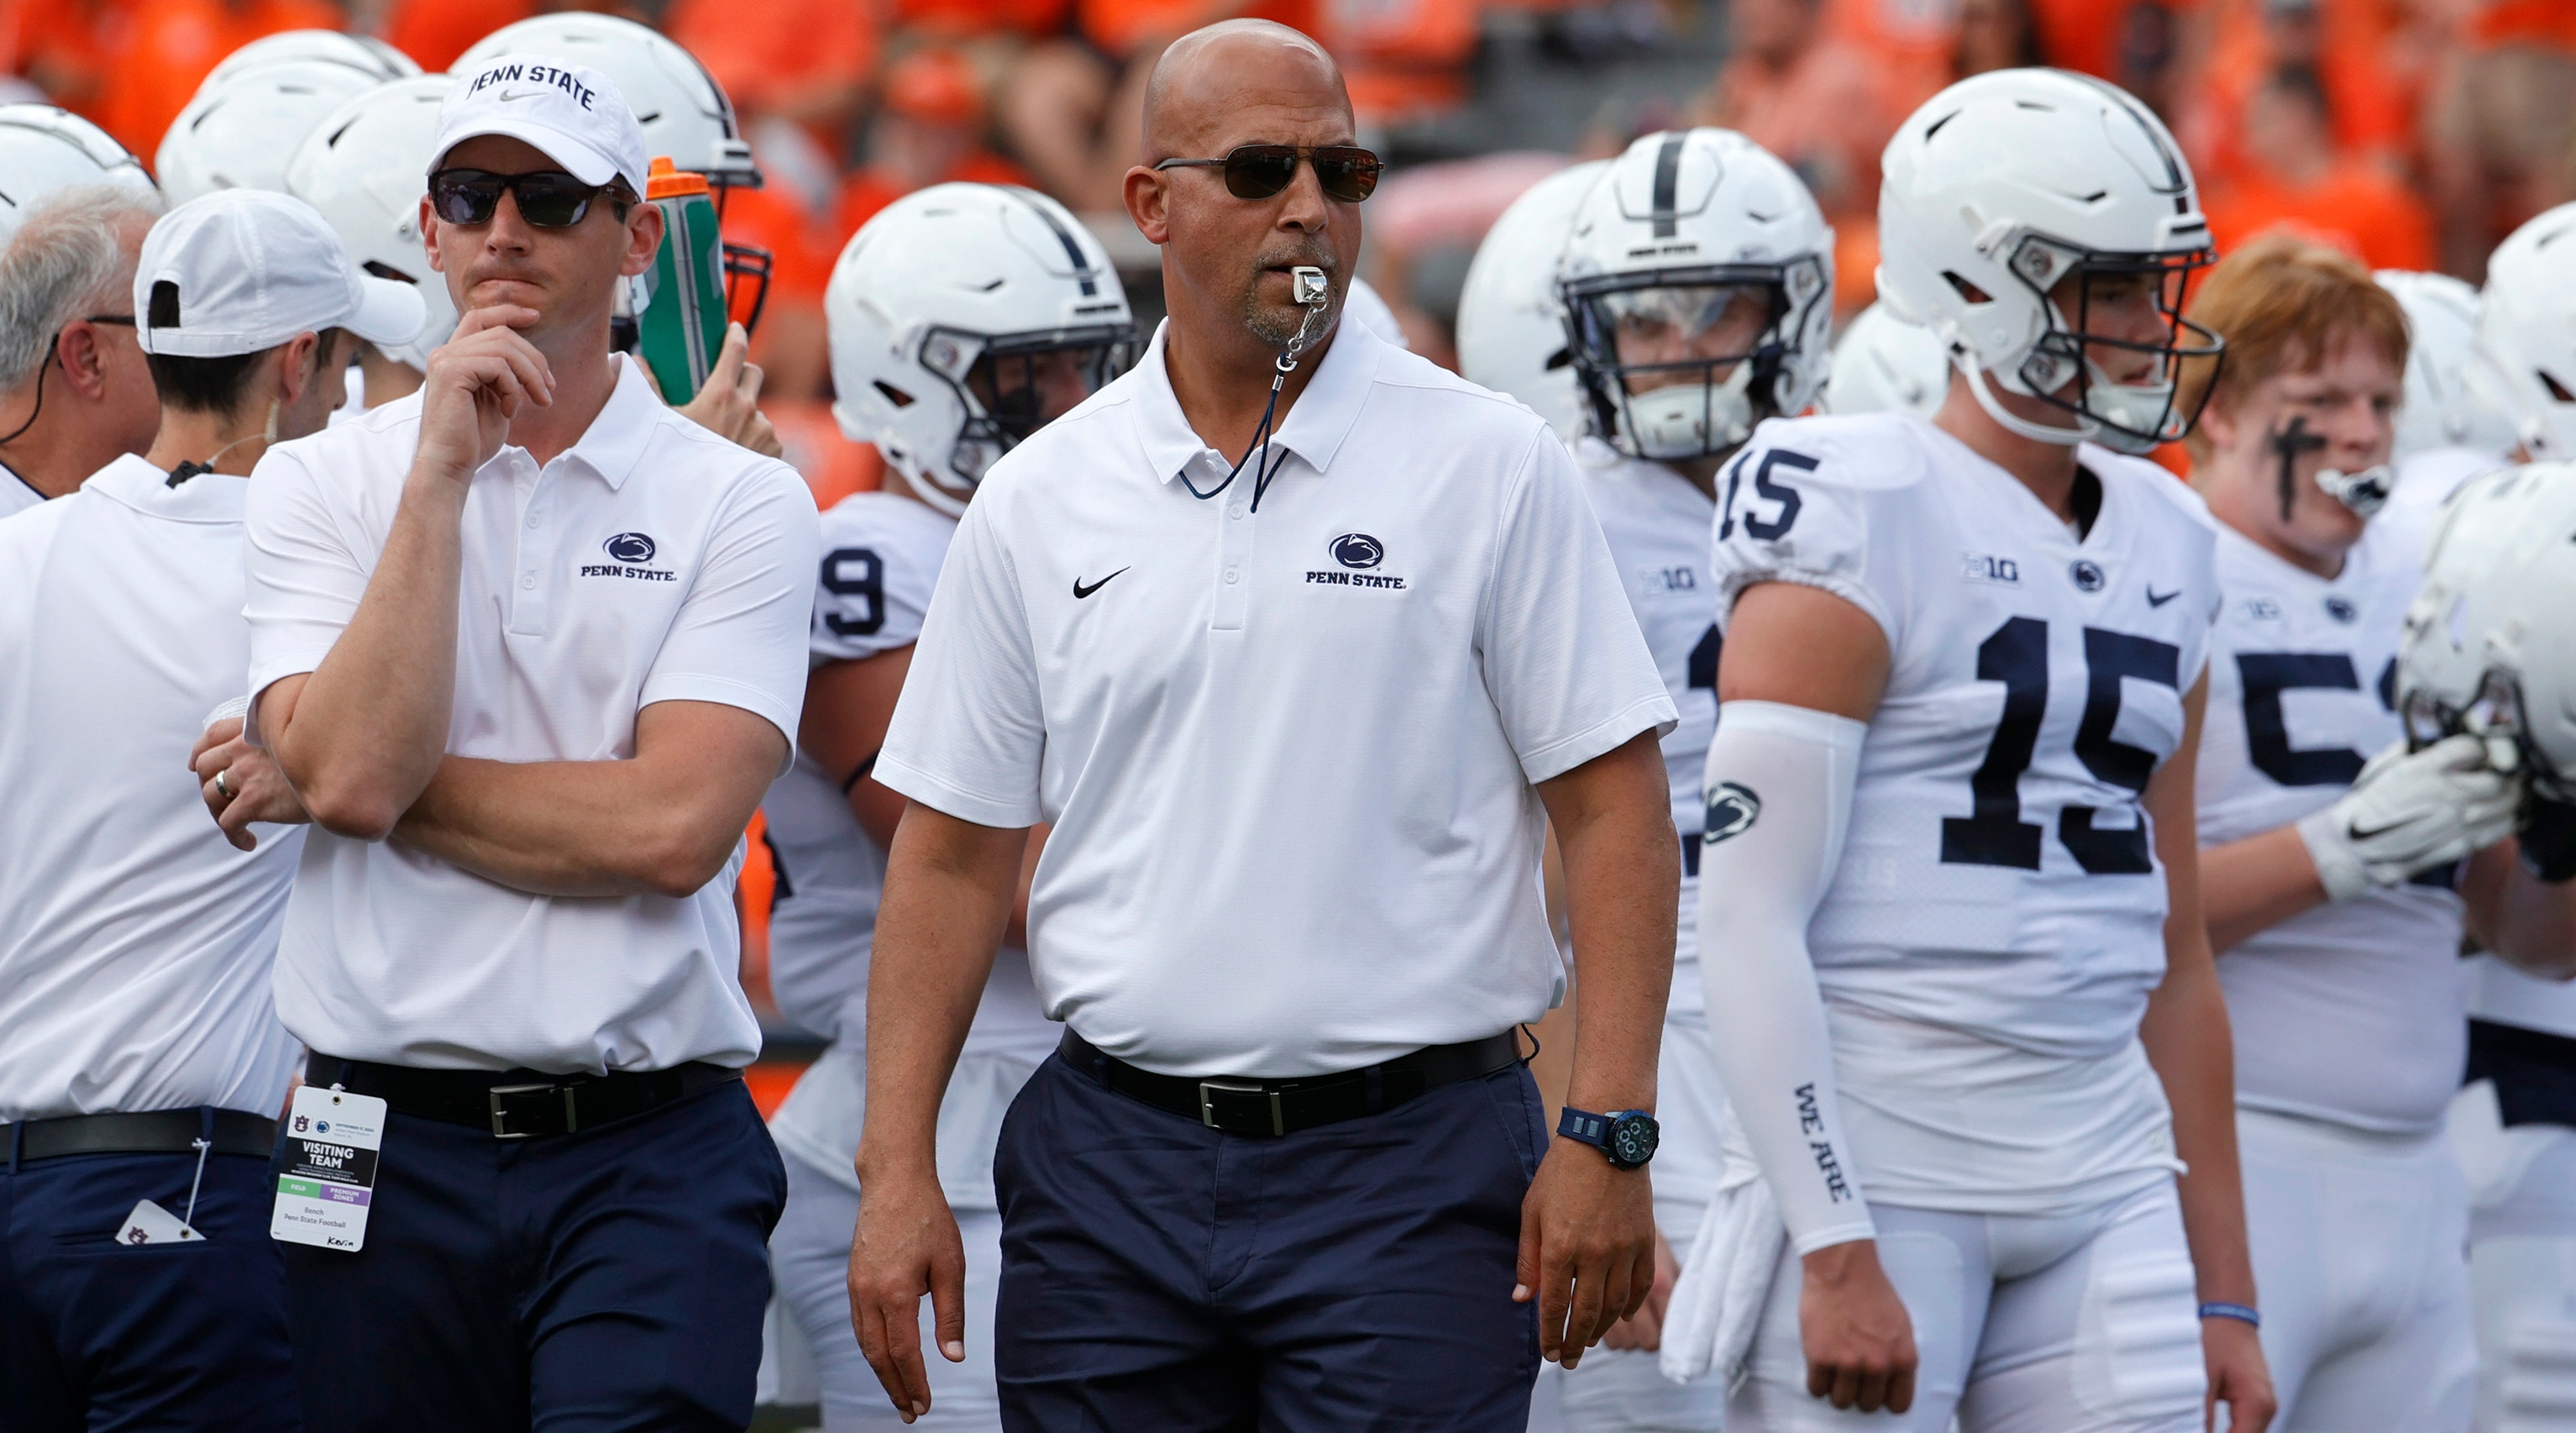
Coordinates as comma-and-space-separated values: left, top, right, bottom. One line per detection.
897, 462, 970, 518
1961, 357, 2092, 447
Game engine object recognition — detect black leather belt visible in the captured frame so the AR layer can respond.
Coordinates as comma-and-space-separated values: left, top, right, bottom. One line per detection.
1058, 1028, 1522, 1138
307, 1054, 741, 1141
5, 1108, 277, 1163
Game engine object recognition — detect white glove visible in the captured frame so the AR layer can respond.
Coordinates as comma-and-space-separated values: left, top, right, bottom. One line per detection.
2298, 733, 2523, 900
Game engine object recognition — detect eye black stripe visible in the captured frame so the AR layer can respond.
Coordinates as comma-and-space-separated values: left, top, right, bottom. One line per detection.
1650, 133, 1686, 239
1011, 187, 1098, 298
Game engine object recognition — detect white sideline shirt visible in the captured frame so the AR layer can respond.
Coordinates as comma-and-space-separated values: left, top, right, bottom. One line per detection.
0, 454, 303, 1121
0, 460, 43, 518
243, 354, 820, 1073
877, 318, 1676, 1079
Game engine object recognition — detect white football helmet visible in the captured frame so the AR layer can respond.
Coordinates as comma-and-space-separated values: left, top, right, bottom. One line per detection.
156, 60, 386, 203
827, 183, 1136, 516
1876, 68, 2221, 454
200, 29, 417, 97
458, 14, 758, 189
1456, 160, 1608, 438
1558, 130, 1831, 462
2468, 203, 2576, 461
1823, 302, 1949, 418
2399, 461, 2576, 800
0, 104, 156, 244
285, 76, 455, 370
2376, 269, 2516, 460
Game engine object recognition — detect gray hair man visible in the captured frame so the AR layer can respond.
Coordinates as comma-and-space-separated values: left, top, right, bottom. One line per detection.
0, 186, 420, 1432
0, 186, 164, 512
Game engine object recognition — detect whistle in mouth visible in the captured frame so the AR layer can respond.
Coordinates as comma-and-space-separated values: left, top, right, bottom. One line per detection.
1291, 266, 1328, 307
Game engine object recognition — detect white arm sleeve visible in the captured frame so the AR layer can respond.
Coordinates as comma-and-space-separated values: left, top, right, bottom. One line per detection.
1697, 698, 1876, 1254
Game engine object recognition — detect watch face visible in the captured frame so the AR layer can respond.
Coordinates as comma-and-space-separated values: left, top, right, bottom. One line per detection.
1608, 1112, 1660, 1168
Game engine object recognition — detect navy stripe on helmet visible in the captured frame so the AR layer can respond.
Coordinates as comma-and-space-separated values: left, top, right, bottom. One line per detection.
1012, 187, 1099, 298
1650, 133, 1686, 239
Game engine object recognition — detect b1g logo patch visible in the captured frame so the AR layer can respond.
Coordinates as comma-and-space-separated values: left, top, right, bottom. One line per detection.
1704, 781, 1761, 844
1308, 533, 1405, 591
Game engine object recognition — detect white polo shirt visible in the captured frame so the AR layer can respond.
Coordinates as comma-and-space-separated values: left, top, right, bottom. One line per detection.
0, 454, 304, 1122
0, 460, 43, 517
243, 354, 820, 1074
878, 318, 1676, 1078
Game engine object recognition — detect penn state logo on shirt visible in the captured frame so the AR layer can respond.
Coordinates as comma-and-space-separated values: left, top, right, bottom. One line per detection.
2069, 559, 2106, 593
2325, 596, 2359, 624
583, 532, 677, 583
1307, 533, 1406, 591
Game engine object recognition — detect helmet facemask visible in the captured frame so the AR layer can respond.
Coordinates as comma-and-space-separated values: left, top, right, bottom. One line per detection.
1988, 235, 2223, 454
1565, 256, 1827, 463
908, 322, 1136, 511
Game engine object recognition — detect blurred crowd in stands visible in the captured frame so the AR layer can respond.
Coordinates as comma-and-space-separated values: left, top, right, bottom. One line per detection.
8, 0, 2573, 402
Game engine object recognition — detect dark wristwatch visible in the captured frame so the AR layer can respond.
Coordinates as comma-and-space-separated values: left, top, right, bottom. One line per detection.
1557, 1107, 1659, 1169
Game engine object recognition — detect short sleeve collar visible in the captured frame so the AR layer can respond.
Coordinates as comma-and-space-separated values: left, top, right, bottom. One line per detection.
1129, 312, 1388, 487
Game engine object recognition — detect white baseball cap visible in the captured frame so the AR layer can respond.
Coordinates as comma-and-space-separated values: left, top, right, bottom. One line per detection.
428, 55, 649, 198
136, 189, 426, 358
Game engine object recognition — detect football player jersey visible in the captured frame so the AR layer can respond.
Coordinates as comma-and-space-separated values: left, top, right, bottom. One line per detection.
1577, 438, 1718, 1016
2198, 514, 2468, 1135
760, 490, 957, 1047
1708, 412, 2217, 1211
763, 489, 1053, 1205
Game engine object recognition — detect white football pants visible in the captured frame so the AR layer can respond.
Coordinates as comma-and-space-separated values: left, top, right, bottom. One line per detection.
2231, 1107, 2474, 1432
2450, 1082, 2576, 1433
1728, 1178, 2206, 1433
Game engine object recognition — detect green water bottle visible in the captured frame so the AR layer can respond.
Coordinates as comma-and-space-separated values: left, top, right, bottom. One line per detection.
638, 156, 730, 403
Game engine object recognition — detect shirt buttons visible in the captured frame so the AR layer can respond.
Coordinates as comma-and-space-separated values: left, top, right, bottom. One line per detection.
521, 574, 536, 589
526, 512, 543, 528
1228, 503, 1246, 521
1222, 566, 1240, 585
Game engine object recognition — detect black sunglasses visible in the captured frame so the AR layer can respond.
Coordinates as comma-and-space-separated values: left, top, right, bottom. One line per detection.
1153, 144, 1382, 203
428, 168, 619, 228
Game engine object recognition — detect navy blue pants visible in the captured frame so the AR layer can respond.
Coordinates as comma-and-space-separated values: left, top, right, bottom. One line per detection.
1, 1137, 299, 1432
992, 1052, 1545, 1431
271, 1079, 784, 1433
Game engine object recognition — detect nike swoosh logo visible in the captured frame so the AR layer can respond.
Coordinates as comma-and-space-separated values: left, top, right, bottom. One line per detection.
1073, 568, 1129, 600
496, 89, 544, 102
2348, 818, 2407, 842
2146, 587, 2181, 607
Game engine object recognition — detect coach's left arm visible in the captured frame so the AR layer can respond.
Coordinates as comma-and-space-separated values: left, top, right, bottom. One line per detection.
387, 701, 785, 898
390, 462, 816, 900
1520, 728, 1676, 1368
2138, 672, 2278, 1433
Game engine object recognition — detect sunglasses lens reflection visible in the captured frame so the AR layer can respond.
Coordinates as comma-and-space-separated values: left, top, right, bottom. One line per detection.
1222, 148, 1300, 200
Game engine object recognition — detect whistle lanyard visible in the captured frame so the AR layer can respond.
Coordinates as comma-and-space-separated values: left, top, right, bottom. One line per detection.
1177, 349, 1301, 514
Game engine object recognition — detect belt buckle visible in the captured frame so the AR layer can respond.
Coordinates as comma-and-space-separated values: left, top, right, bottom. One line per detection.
1197, 1079, 1284, 1137
487, 1082, 574, 1140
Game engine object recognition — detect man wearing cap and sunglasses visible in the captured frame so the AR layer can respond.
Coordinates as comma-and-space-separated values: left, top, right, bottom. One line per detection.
848, 19, 1679, 1429
0, 186, 422, 1433
238, 55, 820, 1431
